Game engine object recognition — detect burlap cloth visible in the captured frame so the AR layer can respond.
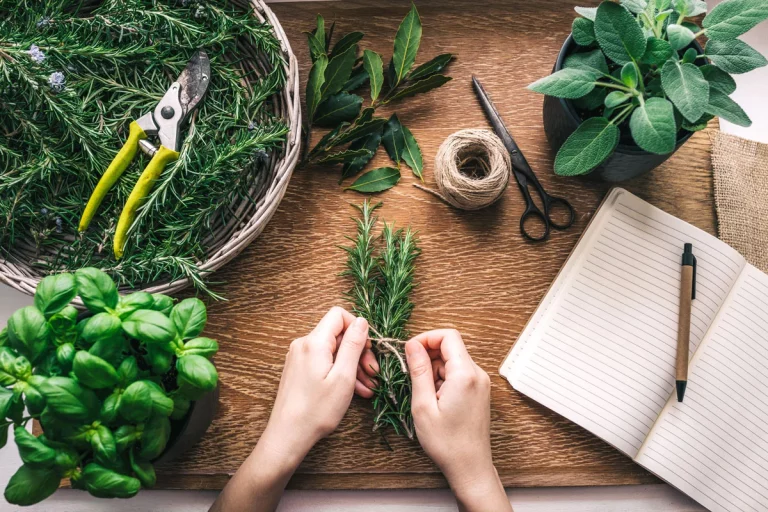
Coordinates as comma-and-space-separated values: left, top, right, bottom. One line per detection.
713, 131, 768, 273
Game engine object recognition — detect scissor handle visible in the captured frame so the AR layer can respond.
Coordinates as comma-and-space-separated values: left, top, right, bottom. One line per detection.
543, 195, 576, 231
520, 205, 551, 242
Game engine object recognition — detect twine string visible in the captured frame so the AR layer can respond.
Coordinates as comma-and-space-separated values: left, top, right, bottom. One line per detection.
367, 325, 408, 375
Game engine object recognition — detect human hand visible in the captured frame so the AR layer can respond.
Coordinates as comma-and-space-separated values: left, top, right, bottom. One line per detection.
406, 329, 511, 511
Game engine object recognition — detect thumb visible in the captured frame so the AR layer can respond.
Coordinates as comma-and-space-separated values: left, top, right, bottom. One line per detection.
330, 316, 369, 381
406, 339, 437, 413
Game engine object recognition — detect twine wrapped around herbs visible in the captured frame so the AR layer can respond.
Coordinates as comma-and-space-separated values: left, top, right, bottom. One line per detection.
415, 128, 511, 210
368, 325, 408, 374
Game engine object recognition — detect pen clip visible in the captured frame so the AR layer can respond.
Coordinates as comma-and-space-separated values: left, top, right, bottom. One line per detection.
691, 255, 697, 300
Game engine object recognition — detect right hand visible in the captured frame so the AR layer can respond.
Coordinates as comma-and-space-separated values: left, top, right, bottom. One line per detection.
406, 329, 510, 511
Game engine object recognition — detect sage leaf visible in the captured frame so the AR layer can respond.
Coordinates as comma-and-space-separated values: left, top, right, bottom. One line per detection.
654, 0, 672, 9
321, 46, 357, 99
554, 117, 619, 176
572, 17, 596, 46
384, 74, 452, 103
620, 0, 648, 14
382, 114, 406, 163
564, 49, 609, 74
343, 65, 369, 92
401, 125, 423, 180
362, 50, 384, 102
682, 113, 714, 131
408, 53, 453, 81
594, 2, 647, 64
667, 24, 695, 50
703, 0, 768, 41
330, 31, 364, 58
705, 88, 752, 127
605, 90, 632, 108
317, 148, 373, 164
306, 55, 328, 122
333, 117, 388, 146
573, 88, 608, 111
82, 463, 140, 499
640, 37, 674, 66
630, 97, 677, 154
4, 464, 61, 506
621, 62, 639, 88
528, 68, 597, 98
345, 167, 401, 193
392, 3, 423, 87
690, 0, 708, 16
705, 39, 768, 74
34, 273, 76, 318
574, 6, 598, 20
342, 130, 382, 180
661, 59, 709, 122
682, 48, 698, 64
314, 92, 363, 127
700, 64, 737, 94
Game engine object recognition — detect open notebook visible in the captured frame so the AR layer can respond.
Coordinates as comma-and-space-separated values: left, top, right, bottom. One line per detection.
500, 188, 768, 512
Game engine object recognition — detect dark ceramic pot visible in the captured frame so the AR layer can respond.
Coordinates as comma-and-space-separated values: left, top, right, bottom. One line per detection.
154, 383, 220, 465
542, 35, 700, 182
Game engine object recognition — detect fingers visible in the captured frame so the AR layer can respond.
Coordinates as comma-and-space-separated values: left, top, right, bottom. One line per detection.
354, 380, 374, 399
410, 329, 470, 362
311, 306, 356, 343
329, 316, 369, 381
360, 347, 379, 377
356, 365, 377, 389
406, 339, 437, 413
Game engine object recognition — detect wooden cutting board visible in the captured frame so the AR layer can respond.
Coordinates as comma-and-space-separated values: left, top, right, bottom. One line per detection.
155, 0, 718, 489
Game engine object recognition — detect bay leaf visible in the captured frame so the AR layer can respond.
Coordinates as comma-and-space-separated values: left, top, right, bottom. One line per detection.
362, 50, 384, 102
401, 125, 423, 180
391, 4, 423, 87
345, 167, 401, 193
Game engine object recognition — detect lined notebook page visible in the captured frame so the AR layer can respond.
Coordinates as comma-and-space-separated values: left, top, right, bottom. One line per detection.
501, 188, 745, 458
636, 264, 768, 512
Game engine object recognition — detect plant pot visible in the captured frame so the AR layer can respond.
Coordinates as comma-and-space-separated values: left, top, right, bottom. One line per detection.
542, 34, 699, 182
154, 383, 220, 466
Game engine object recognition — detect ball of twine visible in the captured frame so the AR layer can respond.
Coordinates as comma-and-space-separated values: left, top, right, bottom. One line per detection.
416, 129, 511, 210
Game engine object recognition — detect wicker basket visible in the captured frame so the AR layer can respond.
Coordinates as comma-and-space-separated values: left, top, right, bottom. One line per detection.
0, 0, 301, 303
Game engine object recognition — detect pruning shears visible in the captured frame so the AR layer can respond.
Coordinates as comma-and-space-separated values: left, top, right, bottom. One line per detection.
79, 50, 211, 259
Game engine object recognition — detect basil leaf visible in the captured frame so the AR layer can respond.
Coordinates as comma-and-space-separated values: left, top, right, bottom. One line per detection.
384, 74, 452, 103
145, 380, 174, 417
705, 88, 752, 127
0, 386, 14, 417
34, 273, 76, 318
14, 425, 57, 468
554, 117, 620, 176
408, 53, 453, 81
630, 97, 677, 154
361, 49, 384, 102
4, 464, 61, 506
0, 423, 7, 449
401, 125, 423, 180
150, 294, 174, 316
705, 38, 768, 74
702, 0, 768, 41
314, 92, 363, 127
117, 356, 139, 386
0, 349, 16, 386
130, 455, 156, 488
572, 17, 596, 46
114, 425, 139, 452
170, 396, 191, 420
344, 167, 401, 193
119, 381, 154, 423
75, 268, 118, 313
38, 376, 98, 421
661, 59, 709, 122
330, 31, 364, 59
177, 354, 219, 392
700, 64, 737, 94
317, 148, 373, 165
306, 55, 328, 122
90, 424, 117, 464
620, 0, 648, 14
81, 312, 121, 344
122, 309, 176, 345
595, 2, 647, 64
49, 305, 78, 336
23, 375, 47, 416
82, 463, 141, 499
89, 335, 127, 368
574, 6, 598, 20
342, 65, 369, 92
100, 390, 121, 424
73, 351, 118, 389
341, 130, 382, 180
145, 344, 173, 375
528, 68, 597, 98
321, 46, 357, 99
7, 306, 50, 363
139, 415, 171, 460
116, 292, 154, 319
391, 3, 422, 87
53, 446, 79, 470
564, 49, 609, 74
667, 24, 695, 50
170, 298, 207, 340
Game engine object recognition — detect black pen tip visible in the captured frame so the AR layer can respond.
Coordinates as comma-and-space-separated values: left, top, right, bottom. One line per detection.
676, 380, 687, 402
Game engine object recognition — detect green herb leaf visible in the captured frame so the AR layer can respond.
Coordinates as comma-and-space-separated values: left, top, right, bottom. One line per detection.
382, 114, 406, 163
34, 273, 76, 318
181, 337, 219, 358
702, 0, 768, 41
700, 64, 737, 94
146, 381, 174, 417
117, 356, 139, 386
564, 49, 610, 74
661, 59, 710, 122
333, 117, 388, 146
82, 463, 141, 499
170, 396, 191, 420
345, 167, 401, 193
119, 381, 153, 423
116, 292, 154, 319
177, 354, 218, 392
4, 464, 61, 506
99, 391, 121, 424
306, 31, 326, 63
343, 65, 369, 92
14, 426, 57, 468
554, 117, 619, 176
384, 74, 452, 103
38, 376, 98, 421
73, 351, 118, 389
342, 130, 383, 180
122, 309, 176, 345
145, 344, 173, 375
705, 88, 752, 126
317, 148, 373, 164
682, 47, 698, 64
575, 6, 598, 20
80, 312, 121, 344
630, 97, 677, 154
595, 1, 647, 64
605, 90, 633, 108
528, 68, 597, 98
306, 55, 328, 122
313, 15, 326, 54
130, 455, 156, 488
139, 415, 171, 460
321, 46, 358, 99
330, 31, 364, 58
621, 0, 648, 14
0, 386, 15, 418
75, 268, 118, 313
401, 125, 423, 180
362, 50, 384, 102
682, 113, 714, 131
574, 88, 609, 110
621, 62, 639, 88
170, 298, 207, 340
150, 294, 174, 316
56, 343, 75, 372
114, 425, 139, 452
641, 37, 674, 66
314, 92, 363, 127
408, 53, 454, 81
90, 425, 117, 464
392, 3, 423, 87
88, 336, 127, 368
705, 38, 768, 74
667, 24, 695, 50
7, 306, 50, 364
572, 17, 596, 45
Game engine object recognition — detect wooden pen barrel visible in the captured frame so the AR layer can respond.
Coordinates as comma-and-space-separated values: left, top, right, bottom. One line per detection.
676, 265, 694, 381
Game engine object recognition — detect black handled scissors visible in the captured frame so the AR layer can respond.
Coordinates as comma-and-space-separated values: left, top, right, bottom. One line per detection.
472, 76, 575, 242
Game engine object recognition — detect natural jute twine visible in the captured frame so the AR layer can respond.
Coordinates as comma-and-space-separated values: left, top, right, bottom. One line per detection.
415, 128, 511, 210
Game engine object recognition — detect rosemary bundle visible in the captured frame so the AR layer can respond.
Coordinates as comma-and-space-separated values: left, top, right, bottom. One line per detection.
0, 0, 287, 295
342, 201, 419, 438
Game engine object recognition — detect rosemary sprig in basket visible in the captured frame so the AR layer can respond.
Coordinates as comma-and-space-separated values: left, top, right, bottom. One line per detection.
342, 201, 420, 438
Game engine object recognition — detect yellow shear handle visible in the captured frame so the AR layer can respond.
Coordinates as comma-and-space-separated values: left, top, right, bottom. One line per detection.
79, 121, 147, 232
113, 145, 179, 260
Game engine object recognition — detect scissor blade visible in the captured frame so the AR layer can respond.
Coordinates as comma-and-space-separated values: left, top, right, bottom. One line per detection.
176, 50, 211, 120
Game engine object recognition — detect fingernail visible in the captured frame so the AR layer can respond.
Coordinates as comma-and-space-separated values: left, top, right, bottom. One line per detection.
405, 340, 418, 357
353, 316, 367, 331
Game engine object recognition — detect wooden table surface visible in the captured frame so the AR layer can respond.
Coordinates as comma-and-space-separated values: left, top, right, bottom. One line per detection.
155, 0, 718, 490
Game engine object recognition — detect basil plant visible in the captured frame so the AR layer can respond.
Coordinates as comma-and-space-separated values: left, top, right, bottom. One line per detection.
528, 0, 768, 176
0, 268, 219, 506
